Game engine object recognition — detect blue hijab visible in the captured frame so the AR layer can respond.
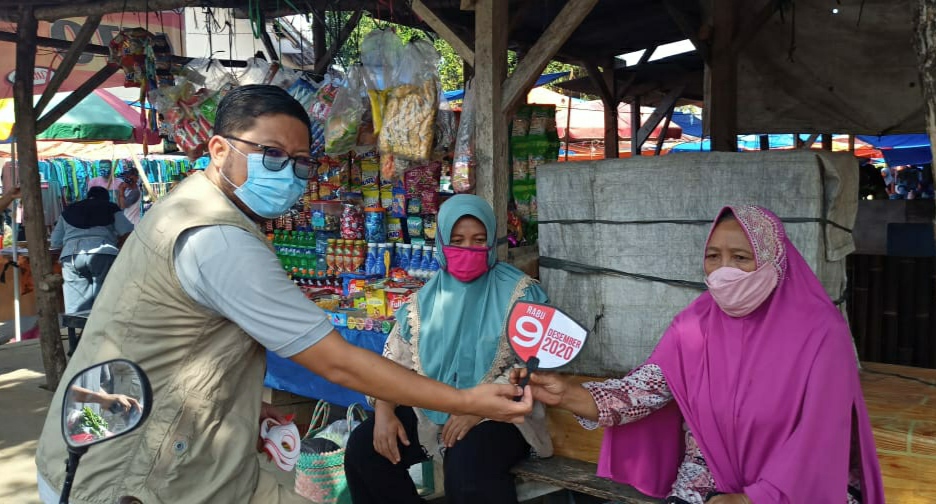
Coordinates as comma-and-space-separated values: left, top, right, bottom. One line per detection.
396, 195, 548, 424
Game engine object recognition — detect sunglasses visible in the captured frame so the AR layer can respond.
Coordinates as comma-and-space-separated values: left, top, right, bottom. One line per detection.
224, 136, 316, 180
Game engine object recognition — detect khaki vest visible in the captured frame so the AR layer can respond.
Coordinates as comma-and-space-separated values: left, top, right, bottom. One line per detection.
37, 173, 272, 503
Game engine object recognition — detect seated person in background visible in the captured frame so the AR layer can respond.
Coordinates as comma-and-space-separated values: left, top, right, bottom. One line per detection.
51, 187, 134, 313
518, 205, 884, 504
117, 168, 142, 225
345, 194, 553, 504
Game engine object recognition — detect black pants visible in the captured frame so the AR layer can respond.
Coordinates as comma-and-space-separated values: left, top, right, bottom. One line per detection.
345, 406, 530, 504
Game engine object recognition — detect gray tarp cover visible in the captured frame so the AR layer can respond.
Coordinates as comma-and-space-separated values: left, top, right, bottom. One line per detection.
725, 0, 924, 135
536, 151, 858, 376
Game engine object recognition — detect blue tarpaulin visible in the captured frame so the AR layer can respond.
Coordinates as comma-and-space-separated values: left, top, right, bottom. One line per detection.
671, 111, 703, 138
670, 134, 803, 152
443, 71, 571, 102
858, 134, 931, 166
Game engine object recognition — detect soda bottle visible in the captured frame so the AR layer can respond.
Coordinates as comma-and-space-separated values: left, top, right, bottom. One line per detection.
429, 247, 440, 274
365, 243, 377, 275
398, 243, 411, 273
408, 245, 422, 278
421, 245, 433, 277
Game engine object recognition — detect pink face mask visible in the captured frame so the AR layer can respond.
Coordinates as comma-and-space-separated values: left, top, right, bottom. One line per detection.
442, 245, 491, 283
705, 262, 779, 317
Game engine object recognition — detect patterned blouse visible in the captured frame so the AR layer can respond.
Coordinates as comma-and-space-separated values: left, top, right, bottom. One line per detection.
578, 364, 863, 504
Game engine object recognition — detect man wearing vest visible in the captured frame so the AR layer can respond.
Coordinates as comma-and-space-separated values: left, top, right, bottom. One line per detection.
35, 85, 534, 504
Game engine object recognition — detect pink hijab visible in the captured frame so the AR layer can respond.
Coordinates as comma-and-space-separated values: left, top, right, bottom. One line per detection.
597, 205, 884, 503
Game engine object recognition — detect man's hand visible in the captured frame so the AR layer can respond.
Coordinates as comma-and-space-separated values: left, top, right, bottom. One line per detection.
459, 383, 532, 423
442, 414, 482, 448
708, 494, 752, 504
373, 407, 409, 464
98, 392, 141, 413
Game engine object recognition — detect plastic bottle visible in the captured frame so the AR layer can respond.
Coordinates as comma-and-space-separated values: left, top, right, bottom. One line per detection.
429, 247, 440, 274
408, 245, 422, 278
365, 243, 378, 275
398, 243, 411, 273
420, 245, 433, 277
375, 243, 387, 277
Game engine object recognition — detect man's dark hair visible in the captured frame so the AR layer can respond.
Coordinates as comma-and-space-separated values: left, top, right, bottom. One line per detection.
87, 186, 110, 201
213, 84, 311, 137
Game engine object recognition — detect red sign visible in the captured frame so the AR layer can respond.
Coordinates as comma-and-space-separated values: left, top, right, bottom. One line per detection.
0, 12, 185, 98
507, 301, 588, 369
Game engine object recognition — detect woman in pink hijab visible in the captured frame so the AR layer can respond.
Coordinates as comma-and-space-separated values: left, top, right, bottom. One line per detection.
520, 205, 884, 504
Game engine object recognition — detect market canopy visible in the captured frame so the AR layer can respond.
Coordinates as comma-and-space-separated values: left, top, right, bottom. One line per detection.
0, 89, 160, 144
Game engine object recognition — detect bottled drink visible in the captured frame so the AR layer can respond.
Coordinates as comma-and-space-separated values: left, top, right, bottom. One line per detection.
365, 243, 378, 276
420, 245, 433, 277
398, 243, 411, 272
408, 245, 422, 278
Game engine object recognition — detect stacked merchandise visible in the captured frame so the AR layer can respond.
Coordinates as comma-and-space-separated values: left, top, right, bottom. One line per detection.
147, 29, 463, 332
509, 105, 560, 247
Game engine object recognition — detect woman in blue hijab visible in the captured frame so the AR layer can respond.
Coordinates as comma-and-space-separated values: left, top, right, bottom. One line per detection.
345, 195, 553, 504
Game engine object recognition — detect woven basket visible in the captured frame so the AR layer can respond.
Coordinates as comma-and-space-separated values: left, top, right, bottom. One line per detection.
294, 401, 367, 504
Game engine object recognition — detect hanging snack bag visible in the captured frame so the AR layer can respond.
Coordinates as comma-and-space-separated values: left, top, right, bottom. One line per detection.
453, 80, 477, 193
380, 184, 394, 210
325, 67, 366, 155
379, 40, 440, 163
390, 182, 407, 218
360, 30, 404, 135
361, 157, 380, 187
387, 218, 404, 243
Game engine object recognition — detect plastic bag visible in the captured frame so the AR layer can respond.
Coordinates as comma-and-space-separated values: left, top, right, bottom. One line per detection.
178, 58, 235, 91
360, 30, 404, 135
453, 80, 477, 193
325, 67, 366, 155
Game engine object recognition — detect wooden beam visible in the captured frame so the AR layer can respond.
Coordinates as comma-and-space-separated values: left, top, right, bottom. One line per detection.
848, 134, 856, 152
584, 61, 614, 108
631, 95, 641, 156
312, 8, 326, 68
36, 63, 119, 135
34, 14, 101, 118
759, 134, 770, 150
34, 0, 205, 21
14, 5, 66, 389
707, 0, 738, 152
474, 0, 509, 260
822, 133, 833, 151
508, 0, 540, 36
655, 107, 675, 155
662, 0, 711, 64
411, 0, 475, 67
312, 8, 363, 76
501, 0, 599, 115
602, 57, 619, 158
258, 12, 280, 62
799, 133, 820, 149
635, 84, 685, 148
730, 0, 780, 55
0, 31, 250, 68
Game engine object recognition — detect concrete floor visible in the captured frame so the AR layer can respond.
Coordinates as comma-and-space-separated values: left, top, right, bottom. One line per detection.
0, 339, 53, 504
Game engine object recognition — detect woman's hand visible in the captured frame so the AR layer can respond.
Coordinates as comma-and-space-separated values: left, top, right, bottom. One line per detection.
373, 407, 410, 464
259, 402, 289, 423
510, 368, 569, 407
708, 493, 752, 504
441, 414, 482, 447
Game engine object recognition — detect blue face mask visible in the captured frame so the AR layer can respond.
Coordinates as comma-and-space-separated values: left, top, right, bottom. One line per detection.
223, 146, 306, 219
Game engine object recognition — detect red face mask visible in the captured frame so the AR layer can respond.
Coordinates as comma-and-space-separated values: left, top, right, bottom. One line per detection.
442, 245, 491, 282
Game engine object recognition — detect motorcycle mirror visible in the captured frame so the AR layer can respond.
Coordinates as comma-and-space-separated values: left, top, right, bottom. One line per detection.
61, 359, 152, 450
507, 301, 589, 391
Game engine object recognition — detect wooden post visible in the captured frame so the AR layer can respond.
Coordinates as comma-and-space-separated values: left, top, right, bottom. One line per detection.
586, 59, 619, 159
759, 134, 769, 150
630, 96, 641, 156
912, 0, 936, 250
474, 0, 509, 260
312, 8, 326, 67
822, 133, 833, 151
848, 134, 856, 152
411, 0, 475, 66
707, 0, 738, 152
14, 6, 66, 389
655, 108, 674, 155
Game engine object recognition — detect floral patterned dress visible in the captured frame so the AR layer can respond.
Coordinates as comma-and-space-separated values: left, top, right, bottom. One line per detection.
578, 364, 864, 504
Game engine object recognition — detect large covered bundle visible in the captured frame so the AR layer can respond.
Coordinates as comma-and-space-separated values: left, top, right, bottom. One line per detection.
536, 151, 858, 376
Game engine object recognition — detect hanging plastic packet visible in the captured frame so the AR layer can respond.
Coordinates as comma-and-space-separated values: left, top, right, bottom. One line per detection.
380, 40, 440, 163
360, 30, 404, 135
453, 80, 477, 193
325, 67, 366, 155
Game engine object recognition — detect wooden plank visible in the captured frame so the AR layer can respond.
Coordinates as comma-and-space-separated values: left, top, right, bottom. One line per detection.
707, 0, 738, 152
411, 0, 474, 67
631, 95, 641, 156
474, 0, 509, 261
501, 0, 599, 115
654, 107, 674, 155
35, 63, 118, 135
258, 12, 280, 62
14, 5, 67, 389
635, 84, 685, 148
312, 8, 363, 76
34, 15, 102, 118
603, 57, 619, 159
512, 457, 654, 503
584, 61, 614, 109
